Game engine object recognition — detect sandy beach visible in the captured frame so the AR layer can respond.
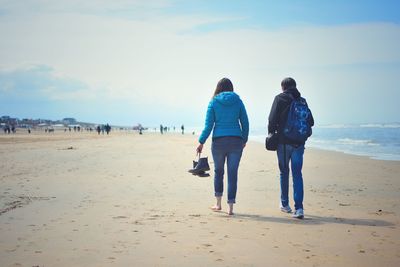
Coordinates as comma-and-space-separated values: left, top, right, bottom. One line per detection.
1, 130, 399, 267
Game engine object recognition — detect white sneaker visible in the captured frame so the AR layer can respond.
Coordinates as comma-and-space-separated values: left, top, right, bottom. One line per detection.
292, 208, 304, 219
280, 205, 292, 213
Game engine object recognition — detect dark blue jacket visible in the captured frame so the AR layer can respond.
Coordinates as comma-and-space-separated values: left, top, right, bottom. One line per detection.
268, 88, 314, 145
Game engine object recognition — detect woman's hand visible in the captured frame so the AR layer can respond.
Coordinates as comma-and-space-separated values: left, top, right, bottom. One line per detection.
196, 143, 204, 154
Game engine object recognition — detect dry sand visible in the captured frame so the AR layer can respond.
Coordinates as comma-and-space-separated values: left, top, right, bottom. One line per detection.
1, 130, 399, 267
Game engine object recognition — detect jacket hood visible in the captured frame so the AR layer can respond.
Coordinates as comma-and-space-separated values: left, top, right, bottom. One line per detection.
284, 88, 301, 99
214, 91, 240, 106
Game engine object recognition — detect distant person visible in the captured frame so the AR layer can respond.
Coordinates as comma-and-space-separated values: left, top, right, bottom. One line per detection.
28, 128, 31, 134
267, 77, 314, 219
196, 78, 249, 215
160, 124, 164, 134
181, 124, 185, 135
96, 126, 101, 135
105, 124, 111, 135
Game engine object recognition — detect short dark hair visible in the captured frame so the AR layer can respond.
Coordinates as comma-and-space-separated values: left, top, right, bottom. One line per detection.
281, 77, 296, 91
214, 78, 233, 97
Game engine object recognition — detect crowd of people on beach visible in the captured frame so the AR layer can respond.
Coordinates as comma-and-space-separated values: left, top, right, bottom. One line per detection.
2, 123, 115, 135
2, 122, 191, 136
96, 124, 111, 135
2, 125, 16, 134
2, 122, 189, 136
158, 124, 185, 135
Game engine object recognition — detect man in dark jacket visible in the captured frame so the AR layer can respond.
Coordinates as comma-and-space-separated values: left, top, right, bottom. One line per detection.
268, 77, 314, 219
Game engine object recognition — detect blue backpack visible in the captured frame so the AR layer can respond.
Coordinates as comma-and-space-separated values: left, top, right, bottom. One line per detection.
283, 95, 312, 142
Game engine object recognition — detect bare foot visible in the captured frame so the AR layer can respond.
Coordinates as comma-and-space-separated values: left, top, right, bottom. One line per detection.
228, 203, 234, 215
210, 205, 222, 211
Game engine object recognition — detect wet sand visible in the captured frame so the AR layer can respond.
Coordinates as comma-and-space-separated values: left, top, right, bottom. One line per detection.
1, 130, 399, 266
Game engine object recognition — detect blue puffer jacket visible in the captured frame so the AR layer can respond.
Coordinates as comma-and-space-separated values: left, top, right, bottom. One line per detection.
199, 91, 249, 144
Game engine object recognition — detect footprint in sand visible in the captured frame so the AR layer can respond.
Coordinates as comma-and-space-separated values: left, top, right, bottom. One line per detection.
5, 247, 18, 253
371, 231, 379, 237
113, 216, 128, 219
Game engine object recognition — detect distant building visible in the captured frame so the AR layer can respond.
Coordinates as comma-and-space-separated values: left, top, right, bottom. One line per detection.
0, 116, 17, 126
62, 118, 77, 125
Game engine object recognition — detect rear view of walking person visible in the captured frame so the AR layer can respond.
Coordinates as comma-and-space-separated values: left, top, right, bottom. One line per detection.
268, 77, 314, 219
197, 78, 249, 215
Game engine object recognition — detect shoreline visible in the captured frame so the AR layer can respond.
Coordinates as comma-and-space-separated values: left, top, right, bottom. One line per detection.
3, 125, 399, 161
248, 135, 400, 162
2, 129, 399, 162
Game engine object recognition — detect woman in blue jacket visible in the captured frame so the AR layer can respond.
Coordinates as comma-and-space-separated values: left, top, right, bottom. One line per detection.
197, 78, 249, 215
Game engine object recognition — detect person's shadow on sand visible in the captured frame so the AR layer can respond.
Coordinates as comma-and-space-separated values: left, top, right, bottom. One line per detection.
225, 213, 394, 227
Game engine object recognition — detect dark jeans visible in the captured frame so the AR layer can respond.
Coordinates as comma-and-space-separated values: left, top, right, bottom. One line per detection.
277, 144, 304, 210
211, 137, 244, 204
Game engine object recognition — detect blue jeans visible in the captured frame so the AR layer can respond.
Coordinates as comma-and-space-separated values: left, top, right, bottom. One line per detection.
277, 144, 304, 210
211, 137, 244, 204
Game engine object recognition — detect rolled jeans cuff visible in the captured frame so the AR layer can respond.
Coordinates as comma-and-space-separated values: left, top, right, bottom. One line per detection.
227, 199, 236, 204
215, 192, 223, 197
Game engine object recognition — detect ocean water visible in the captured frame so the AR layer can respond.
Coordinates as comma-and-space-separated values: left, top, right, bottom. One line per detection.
249, 123, 400, 161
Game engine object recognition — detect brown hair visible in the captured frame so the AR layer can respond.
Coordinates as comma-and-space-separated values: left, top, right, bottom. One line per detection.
213, 78, 233, 97
281, 77, 296, 91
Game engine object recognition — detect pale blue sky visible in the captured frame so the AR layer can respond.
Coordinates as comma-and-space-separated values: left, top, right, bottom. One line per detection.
0, 0, 399, 127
